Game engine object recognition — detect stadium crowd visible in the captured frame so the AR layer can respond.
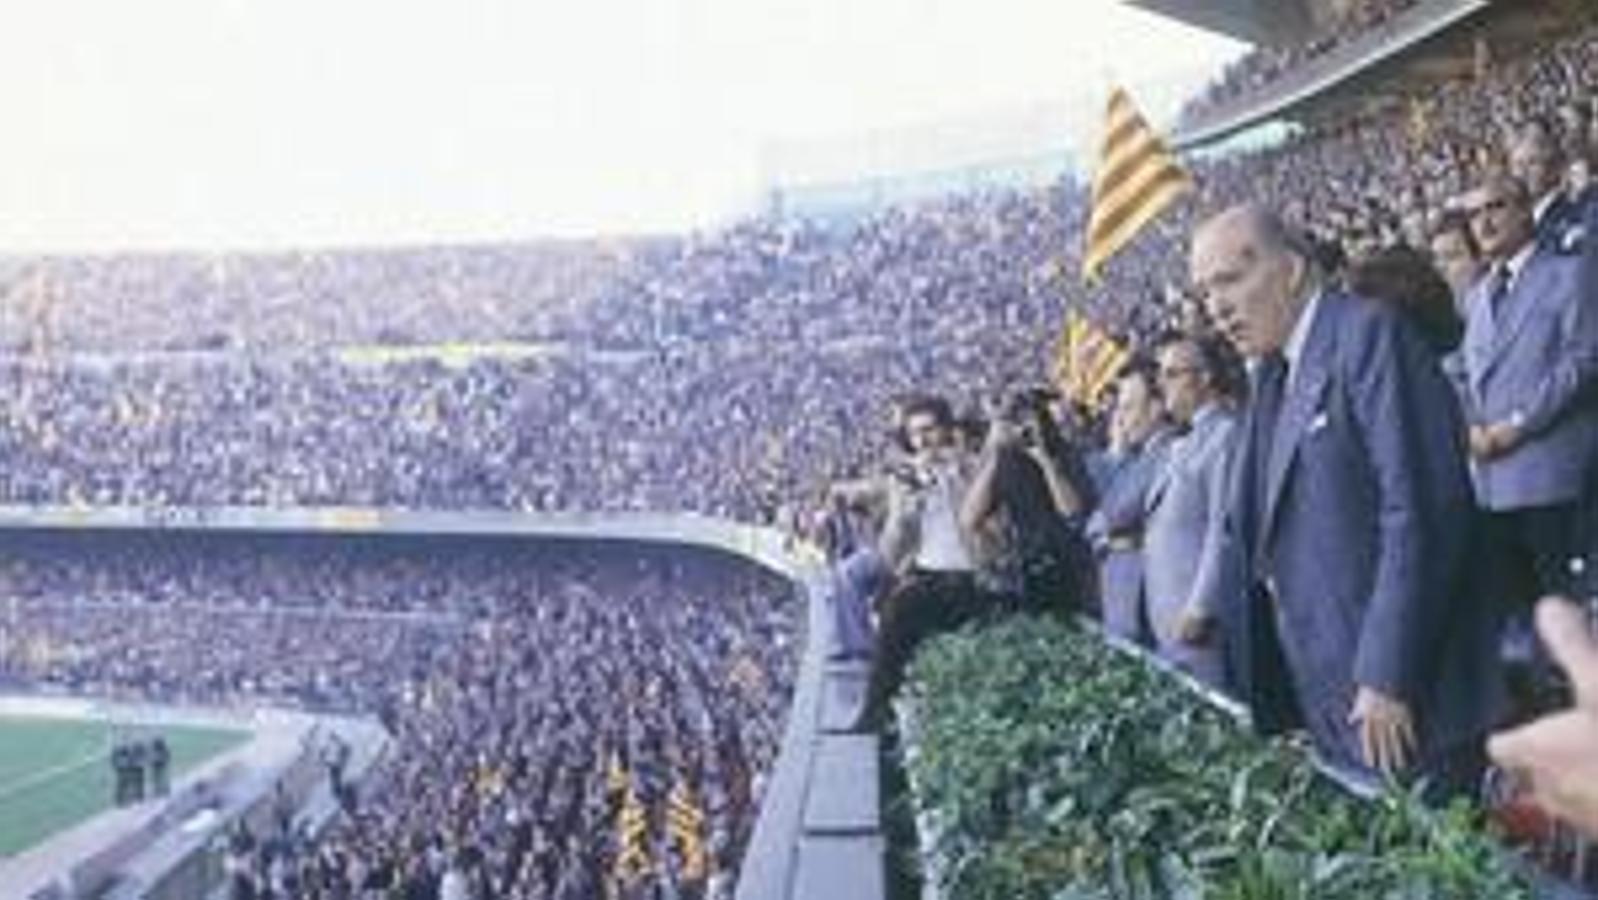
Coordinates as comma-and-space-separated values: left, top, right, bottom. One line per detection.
1175, 0, 1424, 128
1, 20, 1595, 527
2, 5, 1598, 895
1, 539, 800, 900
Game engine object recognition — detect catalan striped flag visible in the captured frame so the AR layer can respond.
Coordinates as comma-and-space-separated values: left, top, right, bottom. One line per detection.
611, 779, 653, 888
666, 779, 709, 882
1081, 87, 1193, 283
1052, 311, 1130, 409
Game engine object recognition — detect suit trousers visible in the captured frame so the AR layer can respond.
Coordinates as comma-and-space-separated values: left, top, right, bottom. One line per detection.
856, 570, 989, 729
1486, 504, 1583, 722
1488, 503, 1582, 605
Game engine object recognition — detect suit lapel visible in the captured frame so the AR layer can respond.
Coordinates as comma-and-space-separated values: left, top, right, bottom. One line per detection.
1261, 295, 1337, 542
1464, 277, 1496, 397
1484, 254, 1550, 376
1145, 456, 1172, 514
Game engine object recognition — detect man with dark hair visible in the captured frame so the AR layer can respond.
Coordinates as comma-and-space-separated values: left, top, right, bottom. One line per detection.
1144, 334, 1240, 688
851, 393, 979, 730
1084, 361, 1170, 643
1348, 244, 1463, 357
1193, 203, 1497, 785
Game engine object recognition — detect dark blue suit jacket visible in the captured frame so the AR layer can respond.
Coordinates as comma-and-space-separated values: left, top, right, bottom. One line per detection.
1220, 291, 1499, 771
1536, 191, 1588, 255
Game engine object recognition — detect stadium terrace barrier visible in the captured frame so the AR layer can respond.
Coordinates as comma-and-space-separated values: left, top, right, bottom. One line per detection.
0, 504, 877, 900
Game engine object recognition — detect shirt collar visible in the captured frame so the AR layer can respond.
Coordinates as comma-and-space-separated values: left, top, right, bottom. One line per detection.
1189, 402, 1222, 430
1497, 240, 1536, 289
1534, 190, 1561, 225
1283, 287, 1325, 372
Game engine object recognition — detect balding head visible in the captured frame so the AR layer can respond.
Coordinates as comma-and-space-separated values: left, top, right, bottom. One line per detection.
1190, 204, 1314, 359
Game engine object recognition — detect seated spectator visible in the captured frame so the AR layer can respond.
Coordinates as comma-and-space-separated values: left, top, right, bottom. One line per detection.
851, 394, 986, 730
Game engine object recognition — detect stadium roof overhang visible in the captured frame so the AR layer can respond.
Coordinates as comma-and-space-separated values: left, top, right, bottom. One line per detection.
1167, 0, 1493, 150
1124, 0, 1315, 46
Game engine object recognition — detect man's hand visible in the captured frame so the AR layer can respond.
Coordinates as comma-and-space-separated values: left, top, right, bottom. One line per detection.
1469, 421, 1522, 460
1482, 420, 1522, 455
1489, 598, 1598, 839
1467, 425, 1496, 460
1174, 606, 1214, 646
984, 418, 1024, 453
1349, 685, 1417, 775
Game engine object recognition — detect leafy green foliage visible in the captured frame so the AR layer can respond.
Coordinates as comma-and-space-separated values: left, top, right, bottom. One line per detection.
899, 616, 1530, 900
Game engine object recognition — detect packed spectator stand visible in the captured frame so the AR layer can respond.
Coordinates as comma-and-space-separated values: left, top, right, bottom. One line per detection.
2, 6, 1598, 899
2, 538, 800, 900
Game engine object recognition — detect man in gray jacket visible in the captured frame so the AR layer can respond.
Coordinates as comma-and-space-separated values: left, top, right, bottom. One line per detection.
1462, 175, 1598, 607
1143, 334, 1239, 689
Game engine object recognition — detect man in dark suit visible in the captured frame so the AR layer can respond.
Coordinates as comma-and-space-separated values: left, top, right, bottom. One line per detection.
1192, 204, 1498, 782
1509, 119, 1586, 255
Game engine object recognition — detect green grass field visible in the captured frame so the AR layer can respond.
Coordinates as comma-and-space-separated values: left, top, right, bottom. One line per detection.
0, 715, 248, 857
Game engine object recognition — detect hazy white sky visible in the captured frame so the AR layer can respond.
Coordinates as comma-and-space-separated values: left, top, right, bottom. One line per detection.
0, 0, 1245, 252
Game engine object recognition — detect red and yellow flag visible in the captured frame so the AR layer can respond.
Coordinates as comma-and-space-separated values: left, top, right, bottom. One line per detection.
1052, 311, 1130, 409
1082, 87, 1193, 283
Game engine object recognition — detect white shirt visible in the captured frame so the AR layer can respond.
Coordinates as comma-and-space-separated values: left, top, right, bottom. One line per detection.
1494, 240, 1537, 295
913, 463, 974, 572
1282, 287, 1325, 385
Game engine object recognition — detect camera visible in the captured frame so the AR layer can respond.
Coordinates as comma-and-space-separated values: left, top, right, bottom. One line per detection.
996, 387, 1057, 447
886, 461, 933, 491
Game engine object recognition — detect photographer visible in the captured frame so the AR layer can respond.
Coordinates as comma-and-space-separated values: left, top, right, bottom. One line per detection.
961, 389, 1093, 615
848, 394, 981, 730
819, 394, 947, 662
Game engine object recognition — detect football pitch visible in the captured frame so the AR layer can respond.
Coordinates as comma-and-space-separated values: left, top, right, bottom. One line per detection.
0, 715, 248, 858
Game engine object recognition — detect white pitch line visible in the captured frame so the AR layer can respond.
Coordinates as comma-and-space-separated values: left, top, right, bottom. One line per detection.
0, 747, 107, 805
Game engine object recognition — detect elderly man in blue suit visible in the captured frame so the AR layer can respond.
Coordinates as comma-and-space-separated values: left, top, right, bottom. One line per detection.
1461, 175, 1598, 604
1143, 334, 1239, 689
1193, 204, 1498, 784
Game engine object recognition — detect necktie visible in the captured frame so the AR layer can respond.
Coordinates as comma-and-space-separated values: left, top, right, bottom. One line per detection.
1249, 354, 1289, 564
1489, 264, 1513, 320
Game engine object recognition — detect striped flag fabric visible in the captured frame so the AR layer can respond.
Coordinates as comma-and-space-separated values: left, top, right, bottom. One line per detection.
1052, 311, 1130, 409
666, 779, 709, 882
611, 779, 653, 888
1081, 86, 1193, 283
